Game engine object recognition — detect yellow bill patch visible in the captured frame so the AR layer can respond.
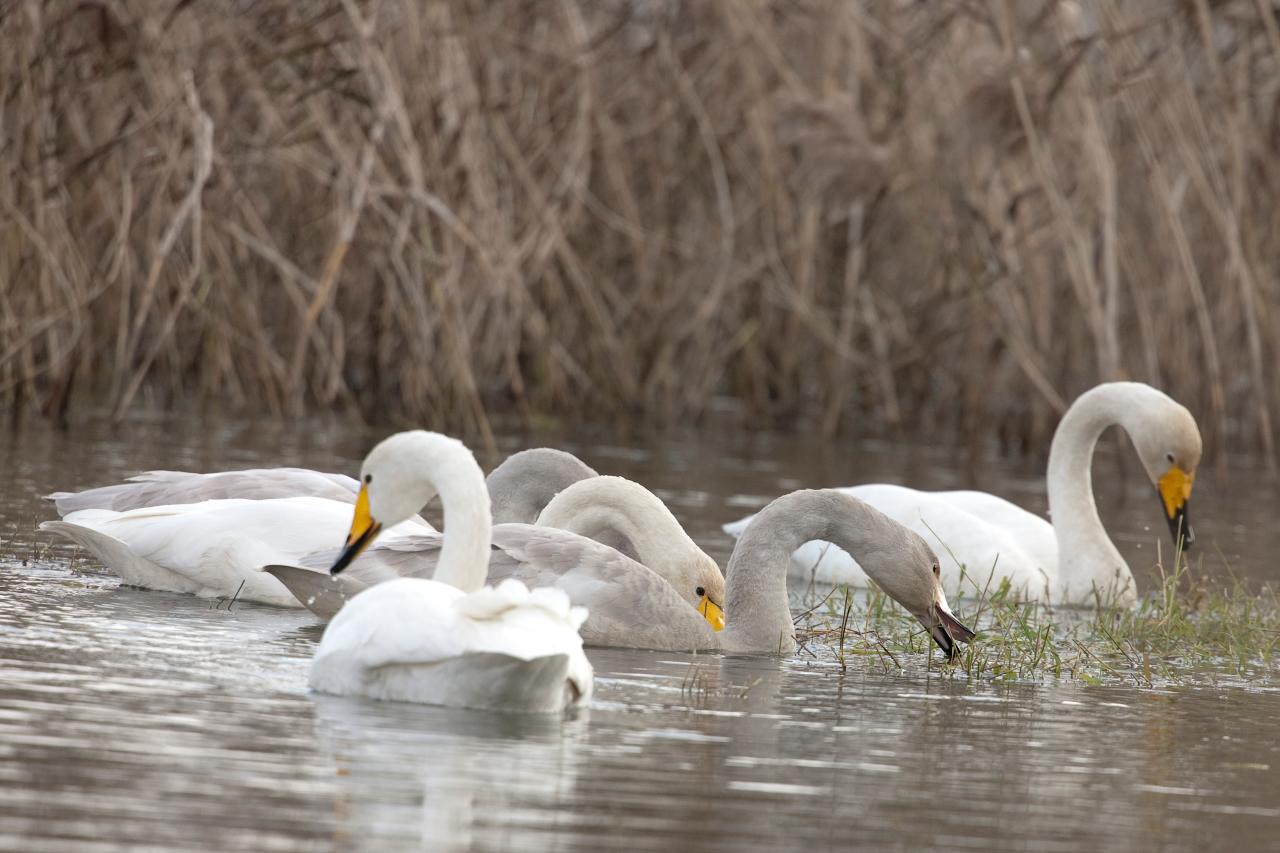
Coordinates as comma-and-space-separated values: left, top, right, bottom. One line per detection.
699, 595, 726, 632
1158, 465, 1194, 520
330, 482, 384, 574
347, 483, 377, 547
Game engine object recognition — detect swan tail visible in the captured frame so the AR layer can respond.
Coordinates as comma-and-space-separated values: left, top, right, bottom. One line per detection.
262, 564, 367, 620
319, 651, 587, 712
721, 515, 752, 538
38, 518, 202, 594
455, 578, 587, 631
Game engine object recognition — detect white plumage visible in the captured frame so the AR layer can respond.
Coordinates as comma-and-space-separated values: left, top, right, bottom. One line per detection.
305, 431, 593, 712
724, 383, 1201, 606
310, 577, 591, 712
39, 497, 431, 606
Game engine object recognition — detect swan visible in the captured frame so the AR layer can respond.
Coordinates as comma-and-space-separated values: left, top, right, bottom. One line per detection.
723, 382, 1201, 606
45, 447, 597, 524
39, 496, 436, 606
310, 487, 972, 658
264, 475, 728, 644
309, 430, 592, 711
41, 466, 720, 621
38, 448, 598, 604
485, 449, 598, 524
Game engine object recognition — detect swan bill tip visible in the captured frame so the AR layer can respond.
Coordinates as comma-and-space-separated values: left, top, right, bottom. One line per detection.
1156, 467, 1194, 552
928, 606, 975, 661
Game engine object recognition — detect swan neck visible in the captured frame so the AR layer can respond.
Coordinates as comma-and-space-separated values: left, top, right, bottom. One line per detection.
536, 477, 680, 568
1046, 387, 1130, 598
486, 449, 597, 524
428, 454, 493, 594
723, 490, 927, 653
720, 492, 856, 654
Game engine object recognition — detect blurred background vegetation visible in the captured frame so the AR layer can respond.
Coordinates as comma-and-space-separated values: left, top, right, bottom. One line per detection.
1, 0, 1276, 465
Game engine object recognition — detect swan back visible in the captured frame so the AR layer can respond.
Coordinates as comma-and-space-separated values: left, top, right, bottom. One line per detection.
45, 468, 360, 516
486, 448, 598, 524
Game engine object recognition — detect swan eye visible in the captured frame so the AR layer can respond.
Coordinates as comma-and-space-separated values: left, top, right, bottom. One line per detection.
696, 586, 705, 597
932, 564, 940, 577
364, 474, 373, 484
1165, 452, 1175, 464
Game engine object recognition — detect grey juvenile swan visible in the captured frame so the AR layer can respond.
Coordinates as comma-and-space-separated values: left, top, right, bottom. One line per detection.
266, 475, 729, 645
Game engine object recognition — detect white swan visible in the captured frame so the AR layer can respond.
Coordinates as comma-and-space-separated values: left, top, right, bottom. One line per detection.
45, 447, 597, 525
309, 430, 592, 711
264, 475, 727, 645
39, 497, 435, 606
42, 467, 722, 624
723, 382, 1201, 606
38, 449, 600, 605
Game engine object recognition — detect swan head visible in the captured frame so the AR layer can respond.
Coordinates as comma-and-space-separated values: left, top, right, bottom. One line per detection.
330, 431, 467, 574
862, 526, 975, 660
684, 553, 727, 632
536, 475, 727, 631
598, 532, 725, 631
1126, 392, 1202, 551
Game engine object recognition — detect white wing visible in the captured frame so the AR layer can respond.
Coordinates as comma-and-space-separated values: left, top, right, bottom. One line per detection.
40, 497, 432, 606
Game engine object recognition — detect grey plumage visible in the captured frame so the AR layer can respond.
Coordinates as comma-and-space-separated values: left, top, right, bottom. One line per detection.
267, 523, 718, 651
47, 468, 360, 515
270, 488, 970, 657
45, 447, 596, 524
720, 489, 970, 657
485, 449, 598, 524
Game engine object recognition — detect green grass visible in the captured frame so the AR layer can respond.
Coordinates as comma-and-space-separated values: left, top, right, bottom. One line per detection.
795, 557, 1280, 688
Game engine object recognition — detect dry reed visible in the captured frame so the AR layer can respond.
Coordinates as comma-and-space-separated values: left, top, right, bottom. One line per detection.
1, 0, 1277, 462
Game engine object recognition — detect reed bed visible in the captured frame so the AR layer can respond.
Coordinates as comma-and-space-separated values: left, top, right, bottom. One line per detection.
1, 1, 1278, 460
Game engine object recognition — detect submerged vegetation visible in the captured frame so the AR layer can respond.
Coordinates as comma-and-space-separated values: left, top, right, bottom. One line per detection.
1, 1, 1279, 462
798, 557, 1280, 687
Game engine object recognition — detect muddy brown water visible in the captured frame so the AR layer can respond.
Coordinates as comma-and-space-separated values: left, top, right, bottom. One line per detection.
1, 414, 1277, 851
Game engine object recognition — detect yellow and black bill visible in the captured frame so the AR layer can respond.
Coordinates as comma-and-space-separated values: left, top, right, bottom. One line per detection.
698, 594, 726, 632
1157, 465, 1195, 550
330, 485, 383, 575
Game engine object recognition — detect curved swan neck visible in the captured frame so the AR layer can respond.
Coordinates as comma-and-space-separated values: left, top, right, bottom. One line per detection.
536, 476, 689, 567
1045, 384, 1134, 600
485, 448, 598, 524
403, 435, 493, 593
722, 490, 913, 655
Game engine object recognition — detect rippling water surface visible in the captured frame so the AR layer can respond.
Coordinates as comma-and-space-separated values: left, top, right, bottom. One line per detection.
1, 415, 1277, 851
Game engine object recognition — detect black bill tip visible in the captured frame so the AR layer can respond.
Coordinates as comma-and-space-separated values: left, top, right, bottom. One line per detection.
929, 606, 975, 662
329, 522, 381, 575
1165, 502, 1194, 552
931, 624, 959, 661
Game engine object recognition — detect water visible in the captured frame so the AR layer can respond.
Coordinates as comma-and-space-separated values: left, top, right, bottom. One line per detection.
2, 415, 1278, 851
